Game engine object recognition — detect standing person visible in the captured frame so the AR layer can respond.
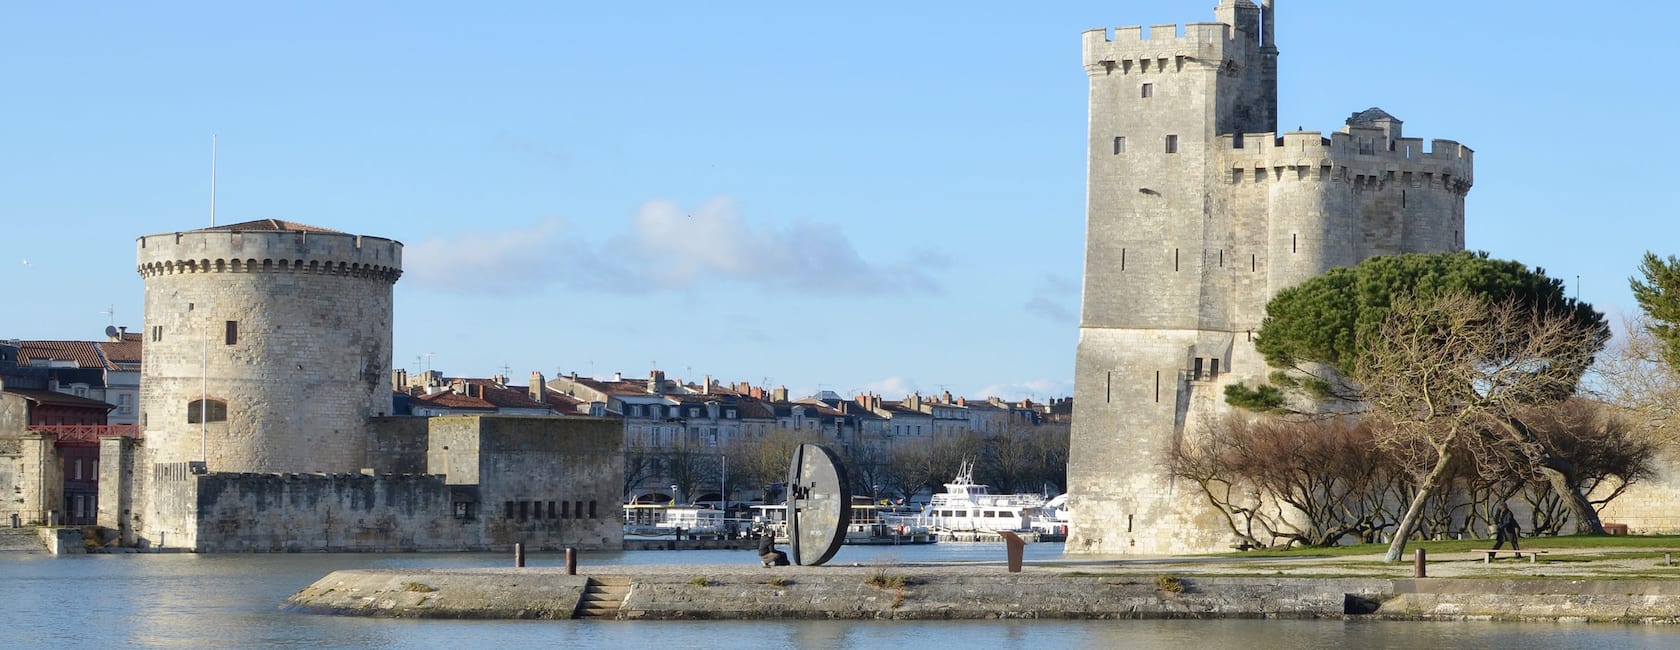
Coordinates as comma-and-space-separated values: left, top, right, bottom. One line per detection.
1492, 503, 1521, 551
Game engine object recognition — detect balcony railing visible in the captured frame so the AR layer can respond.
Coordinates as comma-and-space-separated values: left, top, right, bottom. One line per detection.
24, 424, 140, 444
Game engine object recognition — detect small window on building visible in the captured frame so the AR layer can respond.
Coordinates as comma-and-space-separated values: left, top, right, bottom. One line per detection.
1140, 83, 1153, 98
1113, 136, 1126, 154
589, 500, 598, 518
1165, 134, 1178, 154
225, 321, 238, 345
186, 398, 228, 424
632, 405, 644, 417
454, 502, 474, 519
726, 408, 736, 419
562, 500, 571, 518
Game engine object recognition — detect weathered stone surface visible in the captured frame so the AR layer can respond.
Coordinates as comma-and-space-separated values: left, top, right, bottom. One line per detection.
287, 568, 589, 619
286, 565, 1680, 623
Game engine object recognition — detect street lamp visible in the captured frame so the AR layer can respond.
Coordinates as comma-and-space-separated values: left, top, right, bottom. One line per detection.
671, 484, 679, 505
873, 484, 879, 506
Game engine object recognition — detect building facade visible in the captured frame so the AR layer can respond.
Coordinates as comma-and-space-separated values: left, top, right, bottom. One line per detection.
1067, 1, 1472, 554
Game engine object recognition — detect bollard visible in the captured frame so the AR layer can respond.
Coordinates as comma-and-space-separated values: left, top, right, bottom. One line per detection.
514, 542, 525, 568
999, 531, 1025, 573
47, 511, 59, 527
9, 513, 17, 528
1414, 548, 1427, 578
565, 547, 577, 575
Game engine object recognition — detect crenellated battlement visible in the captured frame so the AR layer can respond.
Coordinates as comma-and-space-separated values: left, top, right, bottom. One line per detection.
136, 227, 403, 283
1083, 22, 1239, 72
1217, 128, 1474, 191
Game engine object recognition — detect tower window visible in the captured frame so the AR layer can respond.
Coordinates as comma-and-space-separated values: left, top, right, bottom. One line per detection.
1113, 136, 1126, 154
1165, 135, 1178, 154
1140, 83, 1153, 98
225, 321, 238, 345
186, 398, 227, 424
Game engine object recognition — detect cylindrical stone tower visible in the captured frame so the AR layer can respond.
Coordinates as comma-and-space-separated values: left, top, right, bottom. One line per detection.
136, 219, 402, 474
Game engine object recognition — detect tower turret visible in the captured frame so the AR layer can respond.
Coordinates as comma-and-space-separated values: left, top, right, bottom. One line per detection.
136, 219, 402, 474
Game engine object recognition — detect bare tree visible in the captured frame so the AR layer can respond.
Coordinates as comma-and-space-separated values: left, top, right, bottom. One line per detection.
1361, 291, 1607, 562
1590, 316, 1680, 450
1169, 415, 1396, 548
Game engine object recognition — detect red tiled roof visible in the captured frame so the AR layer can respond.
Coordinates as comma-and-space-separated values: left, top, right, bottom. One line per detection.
17, 341, 105, 369
3, 388, 116, 410
199, 219, 343, 234
97, 334, 143, 367
412, 391, 495, 411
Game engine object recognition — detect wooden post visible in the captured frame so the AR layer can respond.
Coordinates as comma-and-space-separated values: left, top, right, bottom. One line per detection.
566, 547, 577, 575
1413, 548, 1426, 578
514, 542, 525, 568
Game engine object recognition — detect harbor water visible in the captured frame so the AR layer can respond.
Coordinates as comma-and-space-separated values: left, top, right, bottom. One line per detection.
6, 543, 1680, 648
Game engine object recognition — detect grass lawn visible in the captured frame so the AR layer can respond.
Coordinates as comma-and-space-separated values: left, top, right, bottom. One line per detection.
1210, 534, 1680, 558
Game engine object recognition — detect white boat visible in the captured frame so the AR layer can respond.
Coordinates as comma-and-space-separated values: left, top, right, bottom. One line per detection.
1028, 493, 1071, 542
750, 502, 937, 545
623, 503, 730, 539
899, 462, 1049, 542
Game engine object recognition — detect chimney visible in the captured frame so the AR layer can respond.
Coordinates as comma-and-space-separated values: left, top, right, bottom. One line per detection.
392, 369, 408, 392
649, 370, 665, 394
529, 371, 545, 402
492, 374, 506, 386
613, 371, 623, 382
957, 396, 966, 407
772, 386, 788, 402
703, 374, 711, 395
118, 326, 128, 339
941, 390, 952, 403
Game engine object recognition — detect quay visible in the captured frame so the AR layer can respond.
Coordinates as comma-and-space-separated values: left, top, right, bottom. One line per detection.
285, 550, 1680, 623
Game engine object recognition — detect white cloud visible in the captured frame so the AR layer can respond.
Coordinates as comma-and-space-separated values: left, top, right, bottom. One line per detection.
403, 219, 614, 294
973, 378, 1073, 402
861, 376, 919, 399
615, 197, 938, 293
403, 196, 940, 296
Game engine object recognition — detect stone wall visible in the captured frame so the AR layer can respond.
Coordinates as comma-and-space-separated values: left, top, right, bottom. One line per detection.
189, 472, 470, 552
367, 416, 429, 475
430, 415, 624, 551
97, 435, 138, 544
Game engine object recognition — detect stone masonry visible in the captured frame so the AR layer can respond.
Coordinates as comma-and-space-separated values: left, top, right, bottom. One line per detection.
1067, 1, 1473, 554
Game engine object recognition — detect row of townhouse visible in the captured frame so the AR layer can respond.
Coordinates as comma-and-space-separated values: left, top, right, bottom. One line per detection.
395, 368, 1065, 453
388, 368, 1067, 502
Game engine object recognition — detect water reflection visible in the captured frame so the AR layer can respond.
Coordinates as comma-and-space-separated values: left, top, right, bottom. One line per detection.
4, 549, 1678, 648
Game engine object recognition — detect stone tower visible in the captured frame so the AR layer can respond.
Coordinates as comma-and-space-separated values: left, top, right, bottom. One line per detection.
1068, 1, 1474, 554
135, 219, 403, 474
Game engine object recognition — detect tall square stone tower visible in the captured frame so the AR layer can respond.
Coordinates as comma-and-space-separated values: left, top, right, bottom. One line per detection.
1068, 1, 1474, 554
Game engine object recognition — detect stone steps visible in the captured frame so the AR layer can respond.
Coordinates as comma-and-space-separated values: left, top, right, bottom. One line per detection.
573, 576, 630, 619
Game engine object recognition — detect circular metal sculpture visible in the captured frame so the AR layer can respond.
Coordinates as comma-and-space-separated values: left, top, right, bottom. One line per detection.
784, 443, 851, 566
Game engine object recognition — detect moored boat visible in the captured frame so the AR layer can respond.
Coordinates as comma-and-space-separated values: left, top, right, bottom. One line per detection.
891, 462, 1048, 543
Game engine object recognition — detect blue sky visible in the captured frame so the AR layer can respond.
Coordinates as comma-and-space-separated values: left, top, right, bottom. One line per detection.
4, 1, 1675, 401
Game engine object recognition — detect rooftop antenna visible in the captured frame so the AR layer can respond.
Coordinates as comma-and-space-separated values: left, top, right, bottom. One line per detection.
102, 305, 115, 326
210, 134, 218, 227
